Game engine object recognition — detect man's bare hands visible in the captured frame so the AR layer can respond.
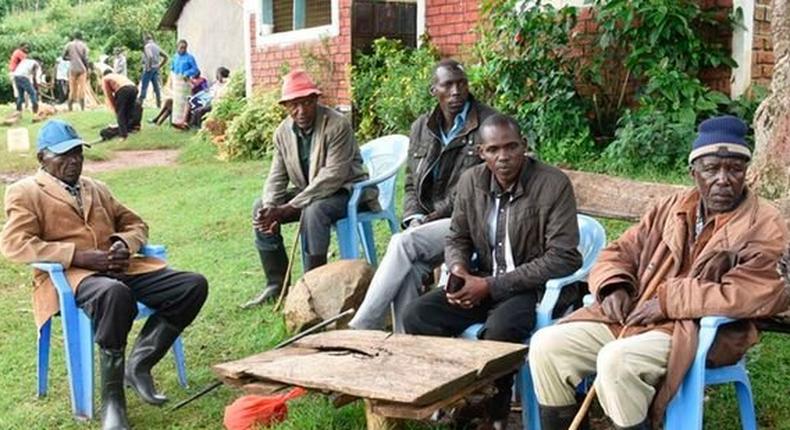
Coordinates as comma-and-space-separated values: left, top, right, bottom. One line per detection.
72, 241, 130, 273
253, 205, 301, 234
625, 298, 666, 326
446, 266, 489, 309
600, 287, 634, 324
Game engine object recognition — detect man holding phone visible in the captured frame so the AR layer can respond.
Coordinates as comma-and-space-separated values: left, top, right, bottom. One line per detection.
402, 114, 582, 428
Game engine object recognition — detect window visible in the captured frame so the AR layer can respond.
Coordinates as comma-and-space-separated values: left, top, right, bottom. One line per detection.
261, 0, 332, 33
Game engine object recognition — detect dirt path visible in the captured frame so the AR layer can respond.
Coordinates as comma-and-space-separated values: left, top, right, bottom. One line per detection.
0, 149, 180, 184
82, 149, 180, 173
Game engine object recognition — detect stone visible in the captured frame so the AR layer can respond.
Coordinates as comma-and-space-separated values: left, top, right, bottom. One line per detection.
283, 259, 374, 332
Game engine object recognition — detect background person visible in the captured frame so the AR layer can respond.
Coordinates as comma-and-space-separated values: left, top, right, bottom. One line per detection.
63, 31, 89, 111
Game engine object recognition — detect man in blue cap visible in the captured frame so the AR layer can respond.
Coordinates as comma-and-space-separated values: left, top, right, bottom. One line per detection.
528, 115, 790, 430
0, 120, 208, 430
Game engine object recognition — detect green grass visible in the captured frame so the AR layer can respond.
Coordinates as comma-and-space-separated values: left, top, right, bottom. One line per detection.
0, 117, 788, 429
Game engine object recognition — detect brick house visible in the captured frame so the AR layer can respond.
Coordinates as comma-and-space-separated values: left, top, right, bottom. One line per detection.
241, 0, 775, 109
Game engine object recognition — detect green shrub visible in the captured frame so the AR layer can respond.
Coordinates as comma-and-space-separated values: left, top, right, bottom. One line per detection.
351, 38, 438, 142
469, 0, 595, 166
218, 90, 286, 161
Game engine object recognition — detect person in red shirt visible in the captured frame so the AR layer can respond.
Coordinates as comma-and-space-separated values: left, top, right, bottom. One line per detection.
8, 42, 30, 105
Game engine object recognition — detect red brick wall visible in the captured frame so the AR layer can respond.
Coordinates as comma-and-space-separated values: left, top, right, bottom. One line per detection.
248, 0, 352, 106
752, 0, 773, 88
424, 0, 478, 58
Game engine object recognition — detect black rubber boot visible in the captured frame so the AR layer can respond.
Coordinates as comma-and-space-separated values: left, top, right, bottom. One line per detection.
241, 247, 289, 308
614, 419, 651, 430
539, 403, 583, 430
100, 348, 130, 430
304, 254, 327, 272
125, 315, 180, 405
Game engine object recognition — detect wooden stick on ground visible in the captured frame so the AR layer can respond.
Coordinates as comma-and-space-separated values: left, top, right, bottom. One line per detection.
568, 257, 675, 430
273, 213, 304, 312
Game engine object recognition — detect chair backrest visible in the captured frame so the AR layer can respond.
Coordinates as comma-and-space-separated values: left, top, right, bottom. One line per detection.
575, 214, 607, 275
359, 134, 409, 212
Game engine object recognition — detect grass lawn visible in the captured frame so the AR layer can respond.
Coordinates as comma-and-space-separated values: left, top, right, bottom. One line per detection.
0, 110, 788, 429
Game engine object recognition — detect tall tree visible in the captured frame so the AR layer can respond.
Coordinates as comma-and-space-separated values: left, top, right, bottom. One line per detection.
752, 0, 790, 213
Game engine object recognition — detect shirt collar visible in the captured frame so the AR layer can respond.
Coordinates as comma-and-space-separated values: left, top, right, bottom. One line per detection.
292, 123, 314, 139
440, 101, 471, 145
40, 168, 80, 192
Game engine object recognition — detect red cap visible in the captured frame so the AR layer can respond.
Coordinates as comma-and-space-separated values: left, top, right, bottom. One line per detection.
279, 69, 321, 103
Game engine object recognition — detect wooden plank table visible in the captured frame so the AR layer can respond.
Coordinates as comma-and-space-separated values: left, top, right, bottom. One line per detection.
213, 330, 527, 429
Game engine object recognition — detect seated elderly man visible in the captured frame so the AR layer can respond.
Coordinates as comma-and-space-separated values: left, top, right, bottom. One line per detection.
529, 115, 790, 430
0, 120, 208, 430
403, 114, 582, 428
243, 69, 379, 307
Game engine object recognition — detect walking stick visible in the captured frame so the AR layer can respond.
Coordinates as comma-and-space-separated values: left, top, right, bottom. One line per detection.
568, 259, 675, 430
170, 307, 355, 411
273, 212, 304, 312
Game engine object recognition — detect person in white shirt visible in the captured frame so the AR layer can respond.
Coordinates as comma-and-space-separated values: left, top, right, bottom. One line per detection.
55, 56, 70, 103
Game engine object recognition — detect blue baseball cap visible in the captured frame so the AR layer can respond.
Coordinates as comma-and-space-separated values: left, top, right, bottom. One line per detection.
36, 119, 90, 154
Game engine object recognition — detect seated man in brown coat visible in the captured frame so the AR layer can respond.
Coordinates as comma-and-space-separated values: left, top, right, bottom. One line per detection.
529, 115, 790, 430
0, 120, 208, 430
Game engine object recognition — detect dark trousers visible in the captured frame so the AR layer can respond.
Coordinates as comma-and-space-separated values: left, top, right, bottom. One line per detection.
114, 86, 139, 138
253, 191, 351, 256
14, 76, 38, 113
56, 79, 69, 103
403, 288, 539, 420
75, 268, 208, 350
139, 68, 162, 107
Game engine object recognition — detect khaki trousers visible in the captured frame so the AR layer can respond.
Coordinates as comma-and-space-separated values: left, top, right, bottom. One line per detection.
68, 71, 86, 102
529, 321, 671, 427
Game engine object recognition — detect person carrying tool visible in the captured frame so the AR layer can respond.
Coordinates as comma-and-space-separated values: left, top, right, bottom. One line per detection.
528, 115, 790, 430
243, 69, 379, 308
0, 120, 209, 430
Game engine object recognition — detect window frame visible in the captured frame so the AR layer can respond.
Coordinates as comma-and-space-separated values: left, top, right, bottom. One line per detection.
256, 0, 339, 46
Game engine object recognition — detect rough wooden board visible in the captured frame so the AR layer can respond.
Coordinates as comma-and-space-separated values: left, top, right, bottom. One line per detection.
213, 330, 526, 406
368, 368, 514, 420
241, 381, 289, 396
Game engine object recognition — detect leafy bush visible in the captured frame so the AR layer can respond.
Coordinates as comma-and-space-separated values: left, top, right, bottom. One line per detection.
469, 0, 595, 166
216, 90, 286, 161
351, 38, 438, 141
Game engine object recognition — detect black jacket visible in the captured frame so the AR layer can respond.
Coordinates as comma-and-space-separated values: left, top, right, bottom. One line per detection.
402, 98, 497, 224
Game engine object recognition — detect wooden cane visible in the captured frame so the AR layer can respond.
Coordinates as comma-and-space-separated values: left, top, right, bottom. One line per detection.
273, 212, 304, 312
568, 258, 675, 430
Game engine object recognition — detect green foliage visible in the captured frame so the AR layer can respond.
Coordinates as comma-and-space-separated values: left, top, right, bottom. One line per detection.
220, 90, 287, 161
0, 0, 174, 102
206, 71, 246, 125
351, 38, 438, 141
469, 0, 595, 166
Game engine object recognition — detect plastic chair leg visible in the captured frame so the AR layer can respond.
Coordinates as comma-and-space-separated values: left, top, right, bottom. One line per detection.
359, 221, 377, 266
519, 364, 541, 430
172, 337, 188, 388
733, 378, 757, 430
60, 300, 92, 420
37, 319, 52, 398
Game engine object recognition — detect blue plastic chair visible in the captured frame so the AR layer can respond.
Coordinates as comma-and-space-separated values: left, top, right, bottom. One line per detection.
301, 134, 409, 267
33, 244, 187, 421
456, 214, 607, 430
665, 316, 757, 430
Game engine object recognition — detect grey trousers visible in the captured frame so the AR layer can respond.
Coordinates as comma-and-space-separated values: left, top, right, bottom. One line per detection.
349, 218, 451, 332
253, 191, 350, 256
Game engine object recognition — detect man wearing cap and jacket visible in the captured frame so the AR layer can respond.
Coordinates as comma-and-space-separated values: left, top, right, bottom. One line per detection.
243, 69, 379, 308
528, 115, 790, 430
0, 120, 208, 430
349, 59, 497, 331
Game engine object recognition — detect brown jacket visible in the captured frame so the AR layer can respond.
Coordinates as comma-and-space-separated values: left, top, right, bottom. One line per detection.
445, 160, 582, 301
262, 105, 379, 210
0, 171, 166, 329
564, 188, 790, 424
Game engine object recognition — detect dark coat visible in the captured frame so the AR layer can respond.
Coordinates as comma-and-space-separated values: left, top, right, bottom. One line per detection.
444, 159, 583, 301
402, 98, 497, 223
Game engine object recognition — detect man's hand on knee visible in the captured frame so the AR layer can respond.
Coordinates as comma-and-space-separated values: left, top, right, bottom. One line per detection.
447, 266, 489, 309
601, 287, 634, 324
107, 241, 131, 273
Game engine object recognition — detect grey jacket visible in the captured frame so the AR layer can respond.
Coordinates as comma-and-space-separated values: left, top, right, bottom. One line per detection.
402, 98, 497, 223
445, 160, 582, 301
262, 105, 379, 210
